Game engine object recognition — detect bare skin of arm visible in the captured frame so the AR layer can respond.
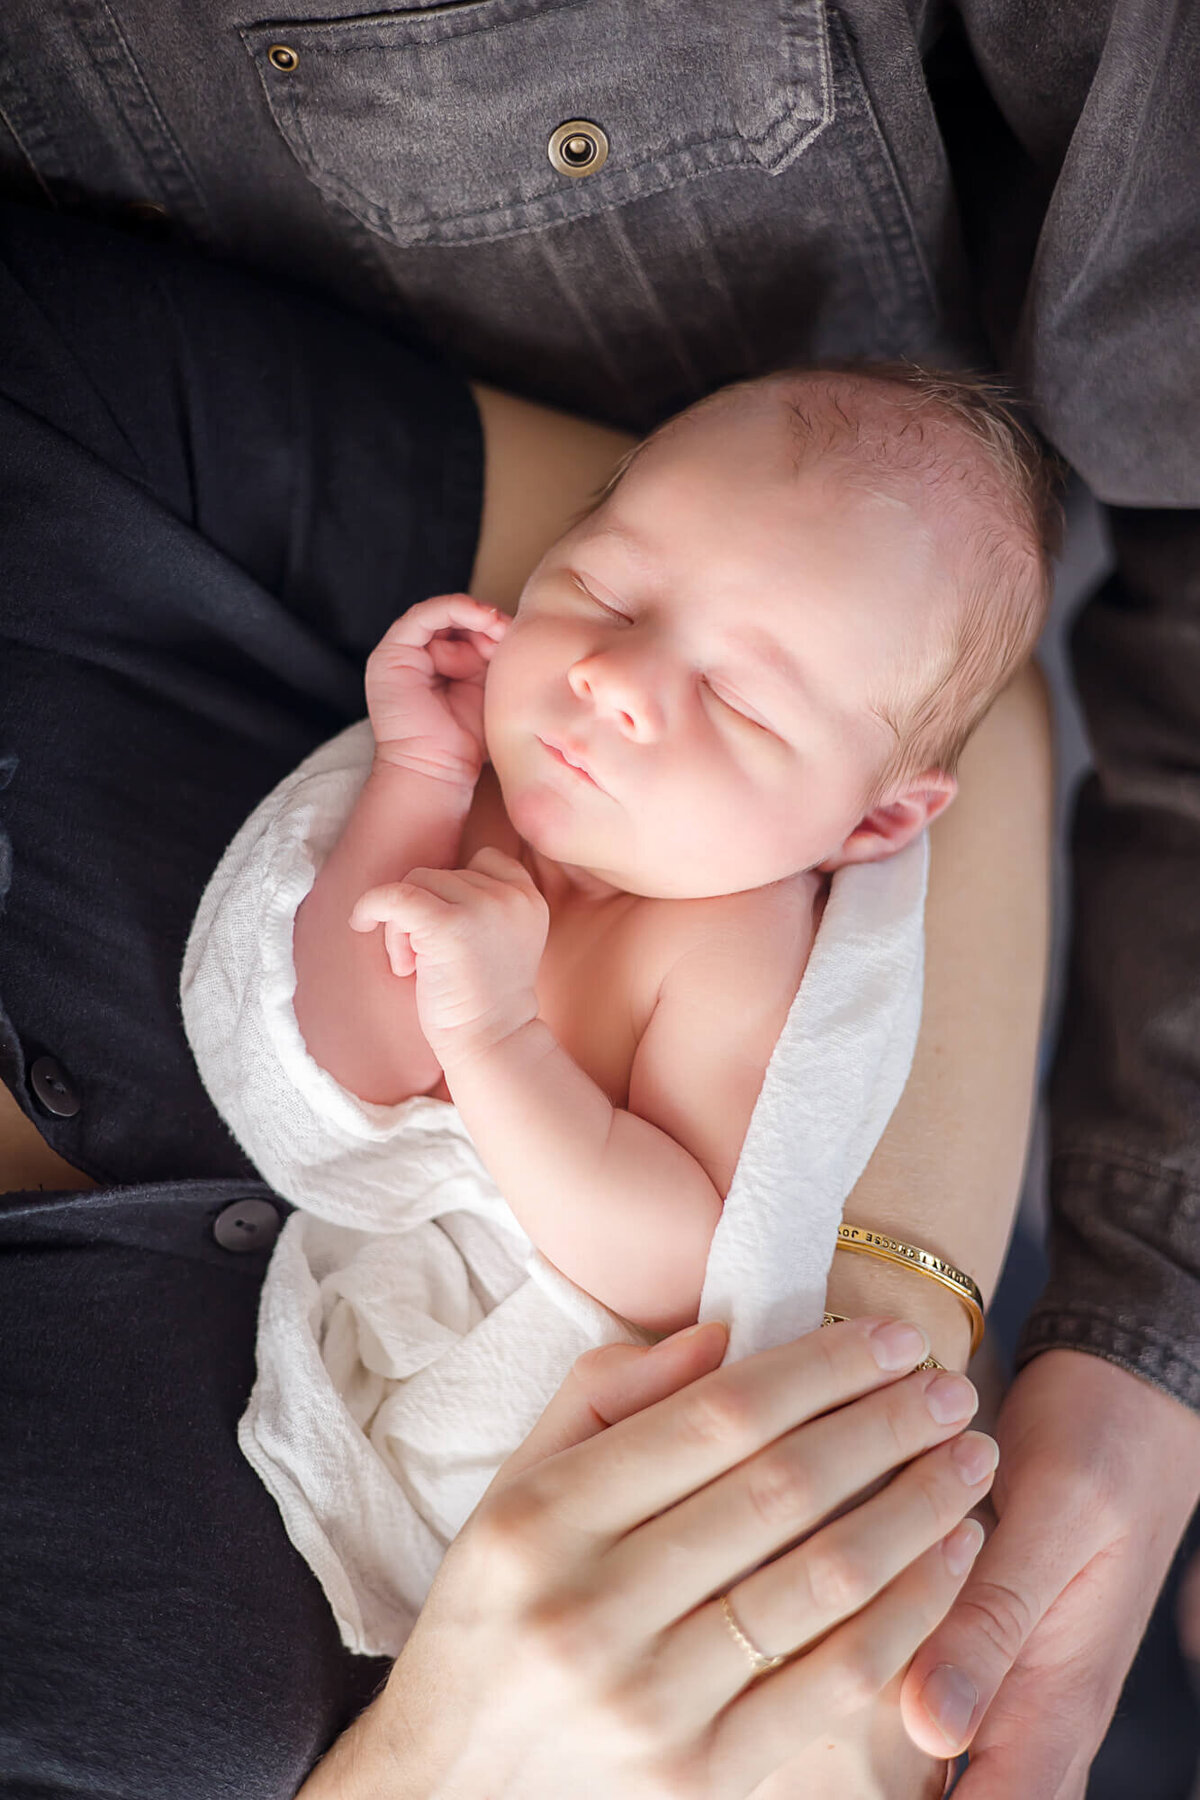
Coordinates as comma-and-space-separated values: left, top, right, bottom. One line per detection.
825, 661, 1053, 1372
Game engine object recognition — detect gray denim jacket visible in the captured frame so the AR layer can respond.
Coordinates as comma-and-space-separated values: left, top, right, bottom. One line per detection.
2, 0, 1198, 1406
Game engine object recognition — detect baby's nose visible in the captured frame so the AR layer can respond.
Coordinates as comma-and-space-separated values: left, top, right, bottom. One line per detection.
567, 652, 666, 739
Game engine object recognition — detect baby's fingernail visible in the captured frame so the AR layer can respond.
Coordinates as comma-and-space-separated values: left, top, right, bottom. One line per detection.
868, 1320, 929, 1370
920, 1660, 979, 1748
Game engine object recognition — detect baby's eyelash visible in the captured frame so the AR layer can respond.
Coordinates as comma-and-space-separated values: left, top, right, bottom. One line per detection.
704, 678, 772, 732
571, 578, 776, 736
571, 575, 628, 620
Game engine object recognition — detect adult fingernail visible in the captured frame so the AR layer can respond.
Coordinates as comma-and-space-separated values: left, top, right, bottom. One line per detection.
942, 1517, 985, 1576
951, 1432, 998, 1485
868, 1320, 930, 1369
920, 1662, 978, 1750
924, 1373, 977, 1425
667, 1319, 727, 1347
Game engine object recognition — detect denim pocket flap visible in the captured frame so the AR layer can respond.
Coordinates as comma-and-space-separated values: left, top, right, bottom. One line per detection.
241, 0, 833, 247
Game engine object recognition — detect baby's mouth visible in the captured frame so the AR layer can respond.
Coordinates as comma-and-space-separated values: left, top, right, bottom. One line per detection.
537, 736, 603, 790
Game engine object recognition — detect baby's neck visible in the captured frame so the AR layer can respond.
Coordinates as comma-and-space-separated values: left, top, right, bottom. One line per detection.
462, 765, 632, 916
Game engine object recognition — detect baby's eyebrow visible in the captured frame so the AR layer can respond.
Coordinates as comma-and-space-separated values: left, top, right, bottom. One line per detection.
723, 623, 806, 695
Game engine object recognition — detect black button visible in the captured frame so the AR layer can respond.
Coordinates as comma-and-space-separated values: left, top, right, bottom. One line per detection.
30, 1055, 81, 1119
213, 1197, 282, 1254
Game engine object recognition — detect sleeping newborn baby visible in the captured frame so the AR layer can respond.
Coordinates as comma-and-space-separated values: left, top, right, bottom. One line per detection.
288, 359, 1053, 1329
182, 360, 1057, 1663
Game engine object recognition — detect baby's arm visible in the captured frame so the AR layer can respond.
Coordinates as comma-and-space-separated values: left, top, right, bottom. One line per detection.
434, 880, 817, 1334
292, 596, 507, 1103
292, 759, 471, 1101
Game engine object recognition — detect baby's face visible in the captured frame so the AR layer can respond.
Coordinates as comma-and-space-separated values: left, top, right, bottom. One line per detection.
483, 399, 946, 899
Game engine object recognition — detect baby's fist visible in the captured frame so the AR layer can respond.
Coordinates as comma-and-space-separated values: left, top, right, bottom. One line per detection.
350, 848, 550, 1063
365, 594, 509, 786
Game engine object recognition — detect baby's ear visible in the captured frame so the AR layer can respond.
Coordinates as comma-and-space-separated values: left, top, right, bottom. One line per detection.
817, 770, 957, 872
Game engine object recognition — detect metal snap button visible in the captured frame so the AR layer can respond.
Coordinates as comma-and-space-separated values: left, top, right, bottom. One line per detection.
29, 1055, 81, 1119
213, 1197, 282, 1254
548, 120, 609, 179
268, 44, 299, 72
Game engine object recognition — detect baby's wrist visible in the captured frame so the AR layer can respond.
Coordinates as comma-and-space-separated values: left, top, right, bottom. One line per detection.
435, 1000, 546, 1080
370, 740, 478, 804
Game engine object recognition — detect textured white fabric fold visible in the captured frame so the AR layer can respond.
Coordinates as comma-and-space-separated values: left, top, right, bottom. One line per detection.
181, 719, 927, 1656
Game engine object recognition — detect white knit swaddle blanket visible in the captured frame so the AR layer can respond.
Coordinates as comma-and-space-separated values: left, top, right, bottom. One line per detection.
181, 720, 928, 1658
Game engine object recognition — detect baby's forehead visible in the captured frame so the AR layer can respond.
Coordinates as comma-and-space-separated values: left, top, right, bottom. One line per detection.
741, 375, 984, 497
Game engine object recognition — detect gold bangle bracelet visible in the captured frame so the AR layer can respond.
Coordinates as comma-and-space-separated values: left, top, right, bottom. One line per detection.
833, 1226, 985, 1356
821, 1310, 944, 1372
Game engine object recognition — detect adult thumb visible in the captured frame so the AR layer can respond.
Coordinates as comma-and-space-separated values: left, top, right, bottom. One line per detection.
492, 1320, 729, 1487
898, 1482, 1073, 1757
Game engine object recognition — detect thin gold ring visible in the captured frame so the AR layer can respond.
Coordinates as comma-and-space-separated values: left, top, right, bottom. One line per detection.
719, 1593, 786, 1678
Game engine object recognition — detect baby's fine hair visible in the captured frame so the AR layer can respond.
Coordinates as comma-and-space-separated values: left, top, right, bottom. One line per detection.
580, 359, 1064, 799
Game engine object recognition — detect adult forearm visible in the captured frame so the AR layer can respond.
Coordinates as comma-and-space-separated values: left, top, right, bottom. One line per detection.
1022, 507, 1200, 1407
827, 661, 1054, 1370
292, 760, 472, 1102
444, 1019, 722, 1332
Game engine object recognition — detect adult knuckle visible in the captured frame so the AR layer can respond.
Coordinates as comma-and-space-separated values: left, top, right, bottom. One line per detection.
744, 1444, 817, 1531
807, 1540, 873, 1616
956, 1576, 1035, 1664
911, 1458, 959, 1531
521, 1589, 609, 1686
804, 1325, 843, 1388
879, 1384, 920, 1460
643, 1758, 703, 1800
593, 1670, 674, 1765
675, 1378, 759, 1455
473, 1477, 555, 1574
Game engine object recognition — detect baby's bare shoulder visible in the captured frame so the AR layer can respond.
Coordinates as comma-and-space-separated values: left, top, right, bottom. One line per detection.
639, 869, 823, 979
627, 870, 824, 1032
625, 871, 826, 1196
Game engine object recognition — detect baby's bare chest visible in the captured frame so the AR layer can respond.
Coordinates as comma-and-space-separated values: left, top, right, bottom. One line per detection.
427, 902, 659, 1107
533, 902, 660, 1109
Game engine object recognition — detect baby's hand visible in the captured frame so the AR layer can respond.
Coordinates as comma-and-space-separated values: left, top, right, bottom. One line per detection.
365, 594, 509, 788
349, 848, 549, 1067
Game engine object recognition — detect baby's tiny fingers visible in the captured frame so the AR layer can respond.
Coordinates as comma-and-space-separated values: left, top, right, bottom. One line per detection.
383, 920, 417, 977
349, 880, 447, 932
349, 884, 401, 932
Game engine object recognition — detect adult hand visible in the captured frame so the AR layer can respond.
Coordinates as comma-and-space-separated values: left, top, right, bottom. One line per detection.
900, 1349, 1200, 1797
299, 1317, 994, 1799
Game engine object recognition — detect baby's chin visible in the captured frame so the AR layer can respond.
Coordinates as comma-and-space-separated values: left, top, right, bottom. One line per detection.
497, 767, 813, 900
503, 791, 673, 898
